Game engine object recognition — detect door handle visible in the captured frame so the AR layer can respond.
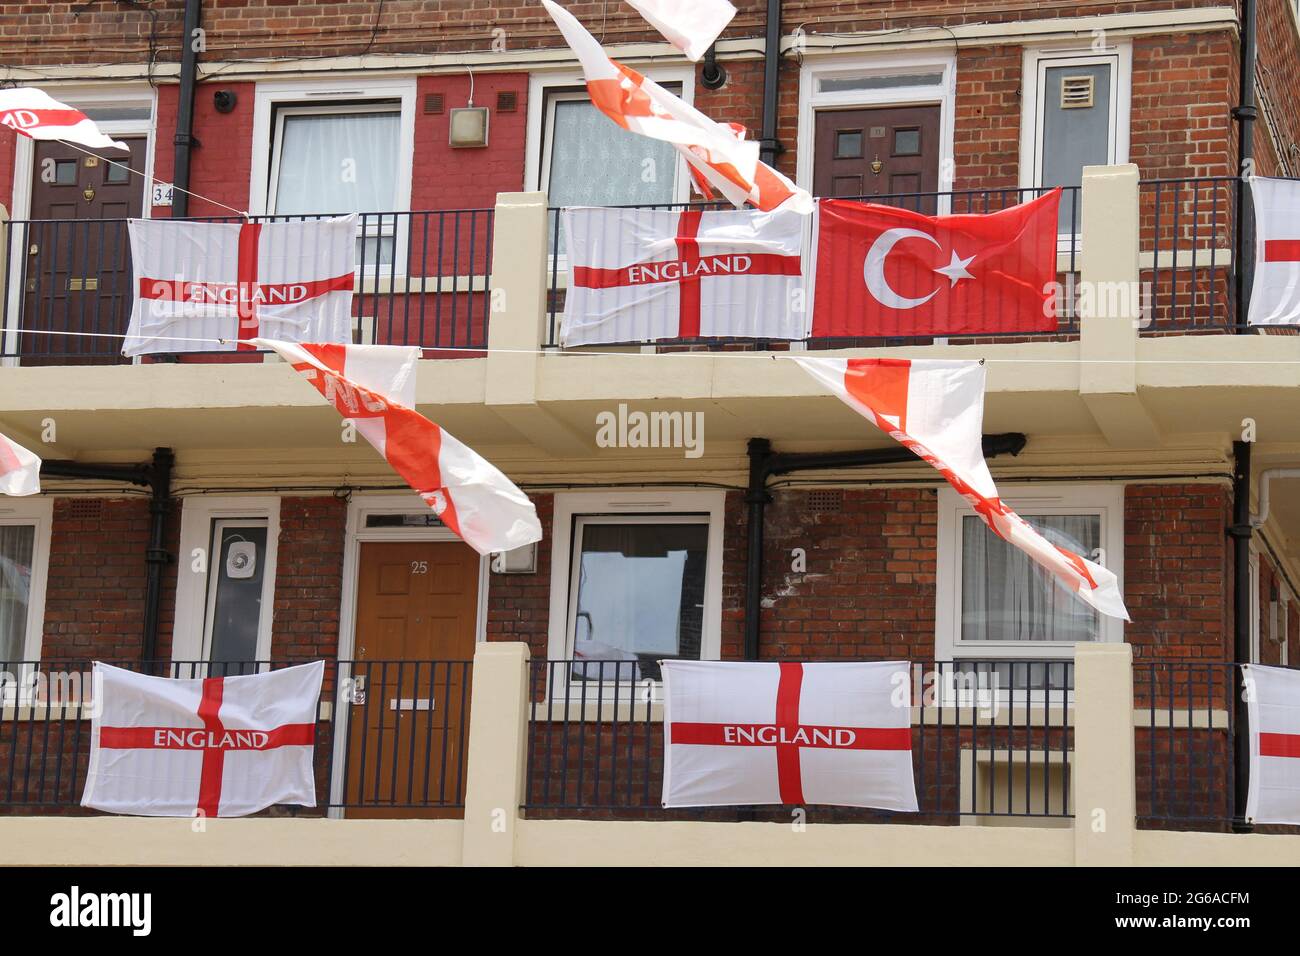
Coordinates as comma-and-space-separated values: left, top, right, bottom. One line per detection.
389, 697, 434, 712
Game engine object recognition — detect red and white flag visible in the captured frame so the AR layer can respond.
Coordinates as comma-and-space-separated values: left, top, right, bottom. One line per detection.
0, 87, 128, 151
255, 339, 543, 555
1249, 177, 1300, 325
541, 0, 811, 214
1244, 664, 1300, 825
562, 205, 806, 344
662, 660, 917, 809
792, 357, 1129, 621
812, 191, 1060, 337
124, 217, 356, 356
627, 0, 736, 61
82, 661, 323, 817
0, 432, 40, 496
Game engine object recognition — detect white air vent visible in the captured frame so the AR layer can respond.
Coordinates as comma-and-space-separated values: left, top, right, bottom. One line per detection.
1060, 75, 1095, 109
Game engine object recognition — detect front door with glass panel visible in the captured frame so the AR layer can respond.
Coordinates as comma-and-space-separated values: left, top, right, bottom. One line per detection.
203, 519, 271, 671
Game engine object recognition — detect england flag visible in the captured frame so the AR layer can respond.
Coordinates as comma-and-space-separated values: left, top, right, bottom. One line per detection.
562, 205, 807, 345
662, 660, 918, 810
0, 432, 40, 496
0, 87, 128, 151
124, 216, 356, 355
1250, 177, 1300, 325
1244, 663, 1300, 825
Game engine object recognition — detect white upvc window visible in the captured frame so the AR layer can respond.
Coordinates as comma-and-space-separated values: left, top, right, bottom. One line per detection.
0, 498, 52, 664
172, 497, 281, 668
1019, 43, 1131, 238
546, 490, 725, 689
935, 484, 1125, 671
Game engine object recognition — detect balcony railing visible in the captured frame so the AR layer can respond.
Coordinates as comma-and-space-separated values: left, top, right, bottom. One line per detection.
524, 658, 1075, 823
0, 658, 471, 815
0, 208, 493, 365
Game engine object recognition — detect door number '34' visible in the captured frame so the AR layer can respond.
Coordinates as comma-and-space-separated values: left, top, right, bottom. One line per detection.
410, 560, 429, 575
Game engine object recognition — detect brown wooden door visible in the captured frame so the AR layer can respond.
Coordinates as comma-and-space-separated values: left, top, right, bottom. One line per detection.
344, 541, 479, 818
813, 106, 941, 210
21, 136, 147, 365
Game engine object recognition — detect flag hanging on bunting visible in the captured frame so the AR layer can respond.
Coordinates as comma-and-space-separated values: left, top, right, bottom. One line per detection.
626, 0, 736, 61
255, 339, 543, 556
541, 0, 811, 214
0, 432, 40, 496
1249, 177, 1300, 325
81, 661, 323, 817
123, 217, 356, 356
0, 87, 128, 151
791, 357, 1130, 621
662, 660, 918, 810
812, 191, 1060, 337
562, 205, 806, 344
1244, 663, 1300, 825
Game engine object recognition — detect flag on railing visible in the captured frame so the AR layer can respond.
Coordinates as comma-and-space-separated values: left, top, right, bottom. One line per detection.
255, 339, 543, 555
81, 661, 324, 817
562, 205, 807, 344
626, 0, 736, 61
1249, 177, 1300, 325
123, 216, 356, 356
791, 357, 1130, 621
1244, 663, 1300, 825
812, 191, 1060, 337
541, 0, 811, 214
662, 660, 918, 809
0, 87, 128, 151
0, 432, 40, 496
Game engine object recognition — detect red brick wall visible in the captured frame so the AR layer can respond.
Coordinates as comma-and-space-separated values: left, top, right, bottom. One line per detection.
152, 80, 256, 218
270, 495, 346, 661
1254, 0, 1300, 177
486, 493, 553, 656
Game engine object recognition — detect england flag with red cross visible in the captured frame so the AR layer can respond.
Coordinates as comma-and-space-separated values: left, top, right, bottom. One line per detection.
81, 661, 324, 817
661, 660, 918, 810
123, 216, 357, 355
561, 206, 807, 345
1244, 663, 1300, 825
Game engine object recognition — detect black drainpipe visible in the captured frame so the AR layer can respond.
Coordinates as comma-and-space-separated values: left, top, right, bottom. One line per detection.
171, 0, 203, 218
1232, 0, 1258, 329
742, 433, 1028, 660
1228, 440, 1253, 831
39, 448, 174, 666
758, 0, 782, 166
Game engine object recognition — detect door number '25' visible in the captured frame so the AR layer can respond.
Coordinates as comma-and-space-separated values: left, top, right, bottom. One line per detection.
410, 560, 429, 574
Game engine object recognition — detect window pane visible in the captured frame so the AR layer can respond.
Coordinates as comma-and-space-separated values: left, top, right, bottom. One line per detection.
571, 522, 708, 679
1040, 62, 1112, 231
273, 109, 400, 215
960, 514, 1100, 643
207, 524, 269, 669
0, 526, 34, 663
818, 72, 945, 93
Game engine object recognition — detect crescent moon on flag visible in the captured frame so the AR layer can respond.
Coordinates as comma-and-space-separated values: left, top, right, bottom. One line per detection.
863, 227, 941, 310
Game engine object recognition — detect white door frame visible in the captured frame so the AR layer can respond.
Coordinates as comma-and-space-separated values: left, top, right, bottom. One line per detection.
328, 493, 489, 815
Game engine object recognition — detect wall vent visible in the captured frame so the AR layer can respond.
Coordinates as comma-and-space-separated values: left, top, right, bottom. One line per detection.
423, 92, 445, 114
496, 90, 518, 112
68, 499, 103, 520
806, 489, 844, 512
1060, 75, 1095, 109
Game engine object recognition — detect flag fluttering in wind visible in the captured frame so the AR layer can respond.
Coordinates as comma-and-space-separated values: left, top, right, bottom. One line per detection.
626, 0, 736, 61
541, 0, 811, 214
0, 87, 128, 151
792, 357, 1130, 621
255, 339, 543, 556
0, 432, 40, 496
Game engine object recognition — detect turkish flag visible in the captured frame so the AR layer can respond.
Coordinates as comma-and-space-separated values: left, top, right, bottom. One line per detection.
812, 190, 1060, 337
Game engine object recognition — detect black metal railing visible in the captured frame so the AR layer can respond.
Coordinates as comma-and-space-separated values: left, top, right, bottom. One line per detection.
1138, 177, 1242, 333
0, 208, 492, 364
524, 658, 1074, 823
544, 186, 1082, 350
0, 658, 471, 815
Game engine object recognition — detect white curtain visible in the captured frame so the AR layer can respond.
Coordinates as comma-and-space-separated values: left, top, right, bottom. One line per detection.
0, 525, 34, 663
274, 110, 400, 215
961, 514, 1099, 643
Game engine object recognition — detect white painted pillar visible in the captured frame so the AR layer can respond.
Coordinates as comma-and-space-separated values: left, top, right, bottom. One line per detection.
1072, 641, 1137, 866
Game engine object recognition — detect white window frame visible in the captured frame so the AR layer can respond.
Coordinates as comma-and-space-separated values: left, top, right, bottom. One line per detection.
935, 483, 1125, 662
546, 489, 725, 694
0, 497, 53, 663
1249, 547, 1262, 664
171, 497, 281, 665
795, 50, 957, 206
1018, 42, 1131, 242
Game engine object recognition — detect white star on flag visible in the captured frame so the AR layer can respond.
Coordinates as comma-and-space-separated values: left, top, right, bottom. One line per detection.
934, 250, 975, 286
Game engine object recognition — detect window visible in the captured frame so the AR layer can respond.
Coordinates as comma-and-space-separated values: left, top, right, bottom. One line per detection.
0, 499, 51, 663
173, 498, 280, 667
546, 490, 725, 687
935, 484, 1124, 666
1020, 45, 1131, 234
